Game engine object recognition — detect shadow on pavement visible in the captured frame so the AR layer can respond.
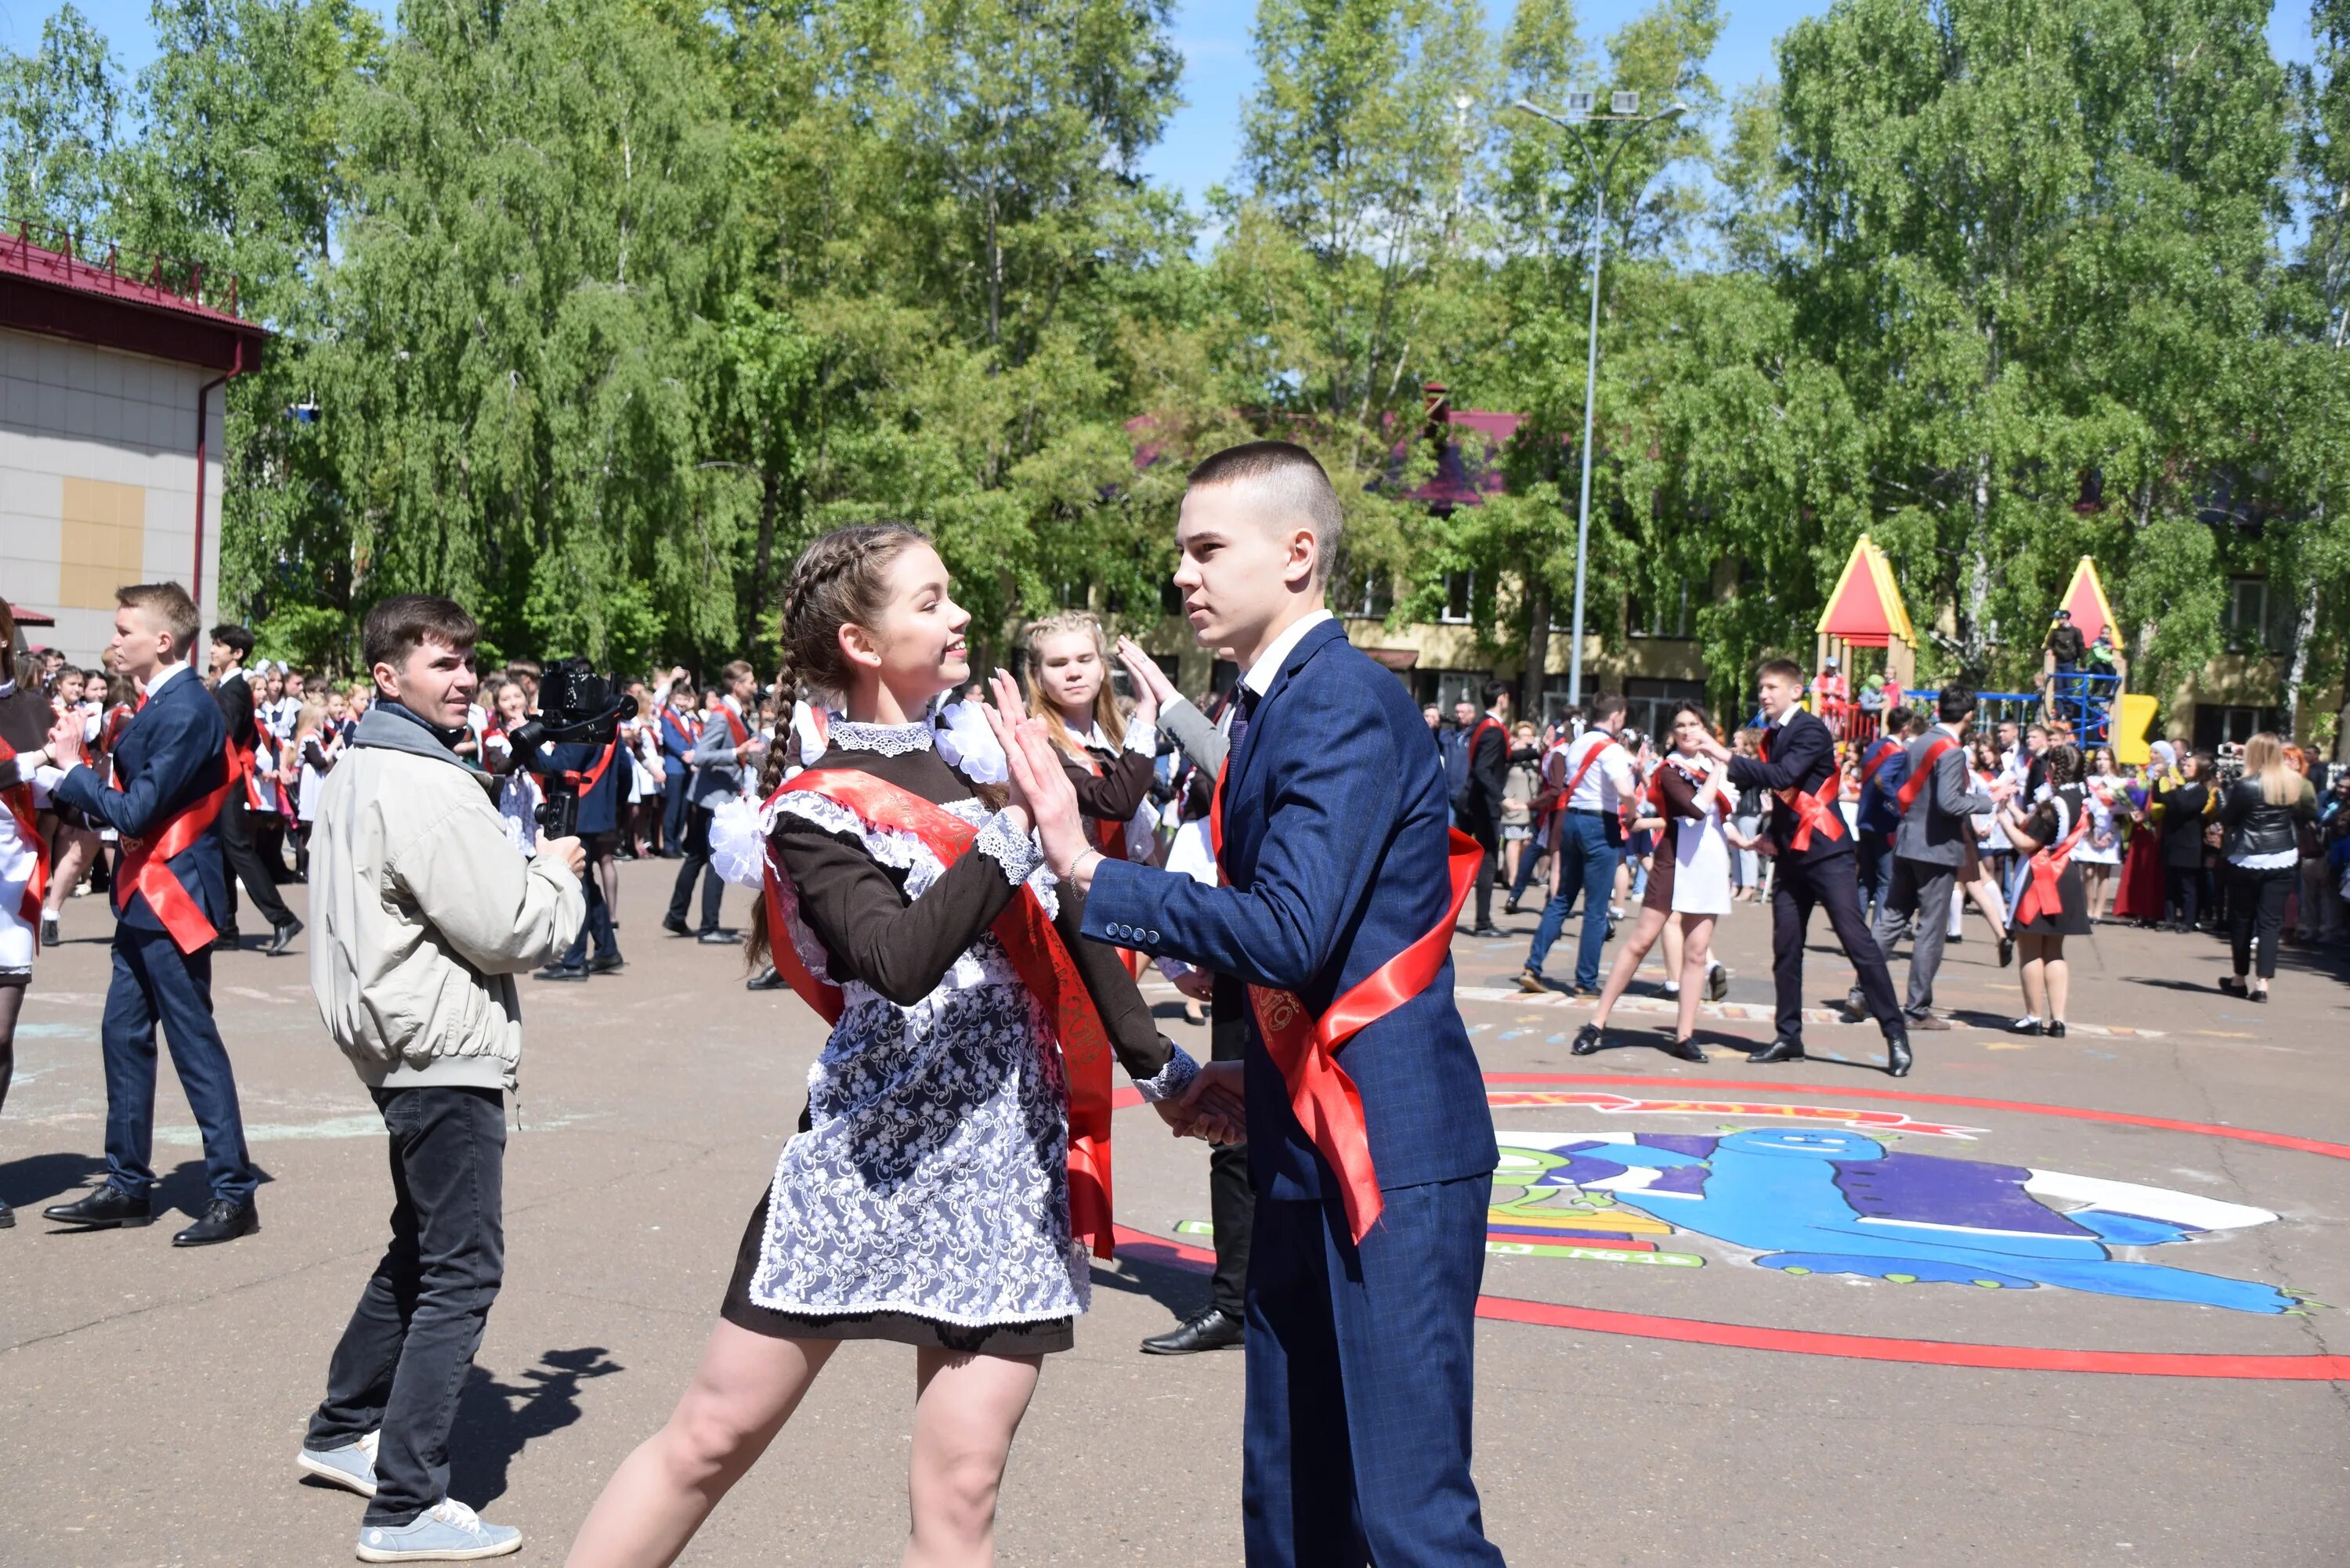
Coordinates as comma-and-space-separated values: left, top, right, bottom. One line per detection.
450, 1346, 624, 1507
1091, 1252, 1210, 1321
0, 1150, 105, 1209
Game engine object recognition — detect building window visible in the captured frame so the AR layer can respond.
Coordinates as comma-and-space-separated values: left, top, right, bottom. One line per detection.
1625, 679, 1708, 745
2192, 704, 2279, 750
1438, 571, 1474, 624
1629, 579, 1694, 640
2222, 576, 2290, 655
1335, 563, 1394, 620
1424, 669, 1488, 713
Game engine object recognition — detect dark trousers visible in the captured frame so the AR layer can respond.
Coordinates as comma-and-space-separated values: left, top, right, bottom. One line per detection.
2227, 863, 2294, 980
560, 836, 619, 969
2164, 864, 2201, 930
101, 927, 255, 1203
667, 804, 725, 931
1525, 811, 1616, 990
1771, 848, 1901, 1042
219, 794, 295, 933
309, 1086, 507, 1527
1208, 976, 1253, 1318
1244, 1175, 1504, 1568
1507, 836, 1544, 905
1464, 807, 1499, 927
1856, 834, 1895, 928
660, 768, 689, 851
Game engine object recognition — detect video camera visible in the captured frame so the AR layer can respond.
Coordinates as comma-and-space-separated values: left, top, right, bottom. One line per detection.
2214, 742, 2248, 785
507, 658, 633, 840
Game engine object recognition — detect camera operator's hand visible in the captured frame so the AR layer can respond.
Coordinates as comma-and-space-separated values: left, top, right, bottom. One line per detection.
538, 833, 588, 878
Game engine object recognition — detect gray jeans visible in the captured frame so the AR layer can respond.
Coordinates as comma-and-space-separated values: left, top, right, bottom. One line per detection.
1850, 857, 1958, 1017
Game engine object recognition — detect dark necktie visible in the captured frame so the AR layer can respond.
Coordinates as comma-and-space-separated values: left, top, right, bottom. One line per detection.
1226, 685, 1260, 761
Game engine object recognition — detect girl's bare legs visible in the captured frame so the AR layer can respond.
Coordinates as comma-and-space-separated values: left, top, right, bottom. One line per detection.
564, 1322, 836, 1568
2084, 865, 2110, 923
42, 827, 96, 916
1589, 909, 1670, 1029
1658, 916, 1683, 993
904, 1349, 1041, 1568
1502, 837, 1521, 890
1674, 915, 1716, 1040
2017, 934, 2055, 1020
2043, 938, 2069, 1023
1971, 872, 2009, 942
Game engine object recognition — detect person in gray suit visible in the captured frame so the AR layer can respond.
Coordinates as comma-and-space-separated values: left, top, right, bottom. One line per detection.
1848, 685, 2000, 1031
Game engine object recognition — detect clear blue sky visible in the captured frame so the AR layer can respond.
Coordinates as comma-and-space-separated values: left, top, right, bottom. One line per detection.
4, 0, 2323, 210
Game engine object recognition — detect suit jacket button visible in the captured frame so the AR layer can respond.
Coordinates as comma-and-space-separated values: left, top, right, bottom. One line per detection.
1146, 930, 1160, 944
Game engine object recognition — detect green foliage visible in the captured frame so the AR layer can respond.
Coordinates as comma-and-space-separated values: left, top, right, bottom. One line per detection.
4, 0, 2341, 729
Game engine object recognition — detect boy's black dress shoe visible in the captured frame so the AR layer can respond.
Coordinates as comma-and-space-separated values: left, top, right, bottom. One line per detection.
267, 916, 304, 957
173, 1198, 258, 1247
42, 1187, 154, 1228
1747, 1038, 1806, 1065
1886, 1028, 1913, 1078
1141, 1306, 1243, 1356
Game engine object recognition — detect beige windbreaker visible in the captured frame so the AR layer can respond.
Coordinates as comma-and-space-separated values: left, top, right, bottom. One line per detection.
307, 707, 585, 1090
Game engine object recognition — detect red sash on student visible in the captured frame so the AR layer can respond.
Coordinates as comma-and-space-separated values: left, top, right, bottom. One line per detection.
114, 739, 238, 956
2013, 798, 2093, 926
1893, 734, 1961, 816
1759, 725, 1846, 851
1858, 736, 1900, 792
756, 770, 1119, 1259
1559, 732, 1636, 840
0, 737, 49, 949
561, 740, 620, 796
721, 706, 750, 748
1210, 757, 1480, 1244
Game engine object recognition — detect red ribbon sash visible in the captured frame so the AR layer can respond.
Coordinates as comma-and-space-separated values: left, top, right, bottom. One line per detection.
721, 707, 750, 748
114, 740, 237, 956
757, 771, 1119, 1259
562, 740, 620, 796
2013, 800, 2093, 927
1210, 756, 1480, 1244
1892, 734, 1961, 816
1558, 732, 1636, 839
0, 737, 49, 949
1858, 737, 1900, 792
1759, 726, 1846, 851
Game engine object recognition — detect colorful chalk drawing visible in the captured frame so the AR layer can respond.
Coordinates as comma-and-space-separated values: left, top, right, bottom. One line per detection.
1494, 1126, 2308, 1314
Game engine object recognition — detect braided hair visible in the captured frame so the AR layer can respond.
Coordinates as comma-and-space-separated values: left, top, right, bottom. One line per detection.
1021, 609, 1128, 762
747, 523, 932, 970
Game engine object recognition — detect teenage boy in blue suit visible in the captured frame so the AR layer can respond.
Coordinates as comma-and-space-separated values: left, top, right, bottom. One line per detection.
34, 582, 259, 1246
995, 442, 1506, 1567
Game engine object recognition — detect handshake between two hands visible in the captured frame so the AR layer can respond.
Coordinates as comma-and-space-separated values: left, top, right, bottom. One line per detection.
1154, 1060, 1247, 1147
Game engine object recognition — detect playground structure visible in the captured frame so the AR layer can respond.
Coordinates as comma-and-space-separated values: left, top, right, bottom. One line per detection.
1810, 535, 1918, 744
1810, 545, 2146, 758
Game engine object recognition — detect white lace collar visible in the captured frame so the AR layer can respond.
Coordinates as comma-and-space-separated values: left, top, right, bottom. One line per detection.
830, 719, 934, 757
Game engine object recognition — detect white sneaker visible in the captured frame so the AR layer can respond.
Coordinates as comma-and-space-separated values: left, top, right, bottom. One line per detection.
355, 1498, 521, 1562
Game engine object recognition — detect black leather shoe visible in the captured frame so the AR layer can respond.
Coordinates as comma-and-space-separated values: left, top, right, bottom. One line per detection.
1885, 1028, 1913, 1078
662, 916, 691, 937
1469, 925, 1506, 940
172, 1198, 258, 1247
697, 928, 739, 945
266, 916, 303, 957
43, 1187, 154, 1228
2008, 1017, 2043, 1035
1998, 935, 2016, 968
537, 963, 590, 982
1706, 964, 1730, 1003
212, 929, 244, 953
1141, 1306, 1243, 1356
1747, 1037, 1806, 1065
1571, 1022, 1606, 1056
0, 1196, 14, 1228
2044, 1019, 2068, 1037
588, 950, 625, 975
746, 966, 787, 992
1662, 1035, 1708, 1064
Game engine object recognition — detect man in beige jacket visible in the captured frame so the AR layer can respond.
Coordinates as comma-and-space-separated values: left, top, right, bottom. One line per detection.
296, 595, 584, 1563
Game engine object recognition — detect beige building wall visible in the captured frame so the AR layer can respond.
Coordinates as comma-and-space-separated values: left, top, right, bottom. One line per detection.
2, 325, 225, 663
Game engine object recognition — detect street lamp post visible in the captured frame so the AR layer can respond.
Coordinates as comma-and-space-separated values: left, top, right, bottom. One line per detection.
1512, 94, 1685, 710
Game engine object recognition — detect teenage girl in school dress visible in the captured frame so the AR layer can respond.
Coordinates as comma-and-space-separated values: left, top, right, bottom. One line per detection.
564, 526, 1236, 1568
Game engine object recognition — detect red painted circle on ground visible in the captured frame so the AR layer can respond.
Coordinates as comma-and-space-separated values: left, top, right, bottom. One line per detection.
1115, 1075, 2350, 1380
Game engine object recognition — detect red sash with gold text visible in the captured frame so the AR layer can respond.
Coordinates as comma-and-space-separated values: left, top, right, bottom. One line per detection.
757, 771, 1119, 1259
114, 742, 237, 956
1759, 725, 1846, 851
1211, 757, 1480, 1244
2013, 797, 2093, 927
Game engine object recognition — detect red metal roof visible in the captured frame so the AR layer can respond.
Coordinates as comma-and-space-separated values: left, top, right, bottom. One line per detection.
1, 222, 265, 373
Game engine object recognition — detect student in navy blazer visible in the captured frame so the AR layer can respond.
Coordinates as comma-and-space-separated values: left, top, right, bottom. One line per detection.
997, 443, 1506, 1568
35, 583, 258, 1245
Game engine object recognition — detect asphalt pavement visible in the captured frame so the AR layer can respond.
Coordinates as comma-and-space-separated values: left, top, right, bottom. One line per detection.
3, 859, 2345, 1566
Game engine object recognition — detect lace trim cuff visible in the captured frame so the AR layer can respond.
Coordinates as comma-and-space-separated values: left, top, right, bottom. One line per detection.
830, 720, 934, 756
1131, 1043, 1201, 1104
974, 811, 1042, 887
1123, 720, 1159, 757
